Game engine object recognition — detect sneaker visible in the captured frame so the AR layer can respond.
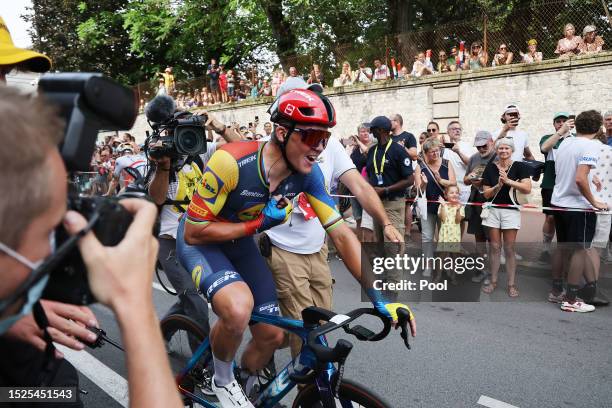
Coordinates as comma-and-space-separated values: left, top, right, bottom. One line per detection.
211, 376, 254, 408
560, 301, 595, 313
500, 254, 506, 265
515, 252, 523, 261
548, 291, 565, 304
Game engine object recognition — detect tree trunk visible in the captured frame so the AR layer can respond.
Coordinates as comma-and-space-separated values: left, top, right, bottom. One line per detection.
259, 0, 298, 68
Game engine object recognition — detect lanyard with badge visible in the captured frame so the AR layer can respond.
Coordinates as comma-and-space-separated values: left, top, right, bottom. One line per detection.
373, 139, 392, 185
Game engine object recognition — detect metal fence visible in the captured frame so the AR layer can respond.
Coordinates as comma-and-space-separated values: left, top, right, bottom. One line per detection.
133, 0, 611, 108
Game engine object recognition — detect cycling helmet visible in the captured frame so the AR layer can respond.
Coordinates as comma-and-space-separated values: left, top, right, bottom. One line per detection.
268, 88, 336, 128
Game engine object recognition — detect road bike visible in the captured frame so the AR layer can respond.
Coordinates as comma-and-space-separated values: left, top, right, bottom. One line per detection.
161, 306, 412, 407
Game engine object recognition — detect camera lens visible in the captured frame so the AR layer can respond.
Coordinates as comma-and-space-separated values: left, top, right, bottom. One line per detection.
175, 125, 206, 156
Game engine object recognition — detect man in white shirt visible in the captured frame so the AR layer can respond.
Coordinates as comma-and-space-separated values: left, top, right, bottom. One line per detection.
551, 110, 608, 313
373, 59, 390, 81
442, 120, 475, 204
492, 104, 535, 162
354, 58, 373, 83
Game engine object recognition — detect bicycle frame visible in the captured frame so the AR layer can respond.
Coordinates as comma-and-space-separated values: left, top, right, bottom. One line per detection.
175, 311, 339, 408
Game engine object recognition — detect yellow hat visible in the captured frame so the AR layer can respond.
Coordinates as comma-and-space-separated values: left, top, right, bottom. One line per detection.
0, 16, 51, 72
527, 39, 537, 46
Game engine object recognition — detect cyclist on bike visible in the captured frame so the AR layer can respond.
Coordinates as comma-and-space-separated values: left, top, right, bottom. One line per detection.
177, 87, 416, 408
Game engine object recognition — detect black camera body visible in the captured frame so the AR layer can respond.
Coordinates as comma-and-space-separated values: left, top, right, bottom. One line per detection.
147, 111, 208, 160
36, 73, 144, 305
42, 196, 134, 305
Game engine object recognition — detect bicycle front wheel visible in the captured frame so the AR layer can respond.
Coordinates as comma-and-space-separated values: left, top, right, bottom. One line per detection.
292, 378, 392, 408
160, 314, 212, 398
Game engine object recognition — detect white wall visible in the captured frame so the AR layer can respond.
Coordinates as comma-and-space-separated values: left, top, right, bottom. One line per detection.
128, 53, 612, 157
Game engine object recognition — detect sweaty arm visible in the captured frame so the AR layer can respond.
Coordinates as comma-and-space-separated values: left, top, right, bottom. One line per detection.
148, 160, 172, 205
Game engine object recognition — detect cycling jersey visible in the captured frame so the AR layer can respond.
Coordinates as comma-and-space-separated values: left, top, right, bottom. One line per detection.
113, 154, 147, 188
178, 141, 343, 315
185, 141, 343, 231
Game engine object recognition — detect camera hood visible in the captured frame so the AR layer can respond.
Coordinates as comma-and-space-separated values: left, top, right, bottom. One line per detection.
38, 73, 138, 171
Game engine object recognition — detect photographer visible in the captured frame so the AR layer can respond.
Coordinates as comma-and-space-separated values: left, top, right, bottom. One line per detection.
493, 104, 535, 162
0, 86, 181, 407
148, 110, 239, 334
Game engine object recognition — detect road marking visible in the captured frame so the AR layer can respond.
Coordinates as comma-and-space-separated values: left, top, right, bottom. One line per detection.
55, 344, 129, 407
478, 395, 519, 408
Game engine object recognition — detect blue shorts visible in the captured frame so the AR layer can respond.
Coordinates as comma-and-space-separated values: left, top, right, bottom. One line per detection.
176, 218, 280, 317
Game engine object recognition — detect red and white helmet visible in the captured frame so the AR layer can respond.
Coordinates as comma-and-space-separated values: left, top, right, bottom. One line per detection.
268, 88, 336, 128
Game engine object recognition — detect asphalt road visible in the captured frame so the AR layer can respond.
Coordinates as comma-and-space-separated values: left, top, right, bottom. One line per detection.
67, 249, 612, 408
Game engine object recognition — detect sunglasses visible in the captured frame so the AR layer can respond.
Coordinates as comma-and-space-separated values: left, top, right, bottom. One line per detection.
476, 145, 489, 150
427, 128, 438, 132
293, 128, 331, 149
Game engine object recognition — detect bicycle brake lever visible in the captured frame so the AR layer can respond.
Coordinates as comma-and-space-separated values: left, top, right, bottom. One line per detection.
396, 308, 411, 350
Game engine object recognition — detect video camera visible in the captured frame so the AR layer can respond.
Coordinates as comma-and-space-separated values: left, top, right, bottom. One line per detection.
38, 73, 146, 305
144, 94, 207, 161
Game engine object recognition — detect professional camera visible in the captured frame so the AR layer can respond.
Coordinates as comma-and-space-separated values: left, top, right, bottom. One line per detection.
144, 94, 207, 161
37, 73, 145, 305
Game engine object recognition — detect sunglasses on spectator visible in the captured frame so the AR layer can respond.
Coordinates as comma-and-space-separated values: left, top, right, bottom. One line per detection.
499, 46, 507, 50
427, 128, 438, 132
476, 145, 489, 150
293, 128, 331, 149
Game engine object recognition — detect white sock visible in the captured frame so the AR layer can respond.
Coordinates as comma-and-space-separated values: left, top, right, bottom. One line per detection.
213, 354, 234, 386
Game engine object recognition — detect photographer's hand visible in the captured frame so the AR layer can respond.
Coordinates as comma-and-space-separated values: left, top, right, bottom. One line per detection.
5, 300, 99, 358
63, 198, 182, 408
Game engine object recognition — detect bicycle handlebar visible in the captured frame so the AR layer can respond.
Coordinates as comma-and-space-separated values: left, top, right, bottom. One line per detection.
301, 306, 411, 364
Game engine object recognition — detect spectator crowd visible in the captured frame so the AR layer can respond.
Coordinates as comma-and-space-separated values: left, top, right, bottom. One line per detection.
94, 101, 612, 314
146, 22, 607, 110
341, 107, 611, 312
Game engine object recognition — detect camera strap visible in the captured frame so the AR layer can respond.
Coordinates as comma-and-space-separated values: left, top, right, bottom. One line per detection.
32, 301, 61, 386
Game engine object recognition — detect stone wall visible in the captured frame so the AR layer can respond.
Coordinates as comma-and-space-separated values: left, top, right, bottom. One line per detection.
128, 53, 612, 157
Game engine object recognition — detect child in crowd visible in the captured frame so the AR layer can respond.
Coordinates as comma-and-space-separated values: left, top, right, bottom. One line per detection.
219, 66, 228, 103
226, 70, 235, 101
436, 185, 465, 284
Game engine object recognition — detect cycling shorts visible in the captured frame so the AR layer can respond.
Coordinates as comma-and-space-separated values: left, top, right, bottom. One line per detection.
176, 217, 280, 317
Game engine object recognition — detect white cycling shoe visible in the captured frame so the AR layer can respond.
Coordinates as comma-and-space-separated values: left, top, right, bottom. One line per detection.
211, 375, 254, 408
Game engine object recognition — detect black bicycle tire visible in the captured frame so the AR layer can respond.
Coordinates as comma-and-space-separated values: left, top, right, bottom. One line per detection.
160, 313, 212, 400
291, 378, 392, 408
160, 313, 209, 340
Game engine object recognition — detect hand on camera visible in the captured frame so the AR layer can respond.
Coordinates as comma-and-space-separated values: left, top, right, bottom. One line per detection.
5, 300, 99, 358
63, 199, 159, 313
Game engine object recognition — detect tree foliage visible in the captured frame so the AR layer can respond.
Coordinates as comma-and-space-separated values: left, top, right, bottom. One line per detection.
24, 0, 611, 86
